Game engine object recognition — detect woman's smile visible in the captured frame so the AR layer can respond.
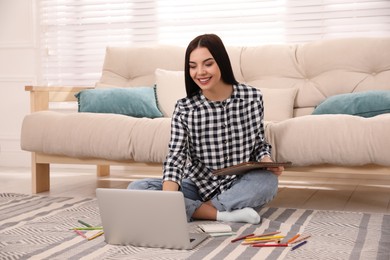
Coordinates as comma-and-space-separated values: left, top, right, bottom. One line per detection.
197, 76, 212, 85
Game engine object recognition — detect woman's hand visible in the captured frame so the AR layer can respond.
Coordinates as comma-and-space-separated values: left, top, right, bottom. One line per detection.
260, 156, 284, 176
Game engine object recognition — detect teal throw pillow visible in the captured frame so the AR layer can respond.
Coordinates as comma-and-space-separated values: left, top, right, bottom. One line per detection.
312, 90, 390, 117
75, 87, 163, 118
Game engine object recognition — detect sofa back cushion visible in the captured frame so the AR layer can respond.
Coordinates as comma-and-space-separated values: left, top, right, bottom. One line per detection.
97, 45, 186, 87
242, 37, 390, 116
97, 38, 390, 118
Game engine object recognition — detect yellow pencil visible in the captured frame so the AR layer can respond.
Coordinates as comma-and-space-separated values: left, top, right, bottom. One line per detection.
88, 231, 104, 241
251, 231, 281, 238
245, 235, 285, 241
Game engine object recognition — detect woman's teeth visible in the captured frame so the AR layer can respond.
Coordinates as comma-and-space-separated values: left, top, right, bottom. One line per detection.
199, 77, 210, 84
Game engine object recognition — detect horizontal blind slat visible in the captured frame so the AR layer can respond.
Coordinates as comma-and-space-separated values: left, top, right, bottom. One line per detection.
40, 0, 390, 86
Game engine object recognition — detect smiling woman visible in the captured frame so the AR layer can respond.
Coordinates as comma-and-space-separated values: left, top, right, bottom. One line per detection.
128, 34, 282, 225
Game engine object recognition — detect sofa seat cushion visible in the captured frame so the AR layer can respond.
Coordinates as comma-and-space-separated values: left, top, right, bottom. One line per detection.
265, 114, 390, 166
21, 111, 171, 163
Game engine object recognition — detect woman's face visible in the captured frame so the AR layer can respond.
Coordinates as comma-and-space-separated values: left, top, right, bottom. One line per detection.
189, 47, 223, 93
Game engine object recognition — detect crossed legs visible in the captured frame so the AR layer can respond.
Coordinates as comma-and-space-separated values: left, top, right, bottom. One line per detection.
128, 170, 278, 224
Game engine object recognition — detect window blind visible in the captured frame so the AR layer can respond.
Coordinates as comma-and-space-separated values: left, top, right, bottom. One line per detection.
39, 0, 390, 86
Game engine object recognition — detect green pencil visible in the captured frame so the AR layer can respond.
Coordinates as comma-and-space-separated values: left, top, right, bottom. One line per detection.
71, 227, 103, 230
78, 220, 92, 227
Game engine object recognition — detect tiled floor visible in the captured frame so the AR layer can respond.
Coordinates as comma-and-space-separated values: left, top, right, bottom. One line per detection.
1, 166, 390, 213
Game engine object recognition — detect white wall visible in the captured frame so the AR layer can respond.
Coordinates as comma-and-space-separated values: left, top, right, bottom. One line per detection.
0, 0, 37, 167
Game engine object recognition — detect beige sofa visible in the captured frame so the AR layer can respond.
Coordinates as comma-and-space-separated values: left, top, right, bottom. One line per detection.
21, 37, 390, 193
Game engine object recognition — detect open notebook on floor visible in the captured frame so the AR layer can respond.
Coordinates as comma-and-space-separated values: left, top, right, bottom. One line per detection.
96, 188, 209, 250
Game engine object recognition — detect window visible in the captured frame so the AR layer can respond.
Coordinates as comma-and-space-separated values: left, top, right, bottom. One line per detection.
39, 0, 390, 86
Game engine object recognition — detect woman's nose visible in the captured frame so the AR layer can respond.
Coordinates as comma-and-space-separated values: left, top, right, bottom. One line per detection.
198, 66, 206, 75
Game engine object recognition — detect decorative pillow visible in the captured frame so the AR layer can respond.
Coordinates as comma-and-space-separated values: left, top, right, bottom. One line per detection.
260, 87, 298, 121
155, 69, 186, 117
312, 90, 390, 117
75, 87, 163, 118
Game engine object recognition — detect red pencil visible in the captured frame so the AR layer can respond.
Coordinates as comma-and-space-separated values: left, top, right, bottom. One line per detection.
231, 233, 255, 243
242, 239, 280, 245
252, 243, 289, 247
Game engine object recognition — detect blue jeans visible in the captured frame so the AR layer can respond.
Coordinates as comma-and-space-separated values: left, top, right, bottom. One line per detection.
127, 170, 278, 222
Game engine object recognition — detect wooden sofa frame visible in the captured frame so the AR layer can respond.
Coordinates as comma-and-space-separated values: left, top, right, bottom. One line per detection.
25, 86, 390, 194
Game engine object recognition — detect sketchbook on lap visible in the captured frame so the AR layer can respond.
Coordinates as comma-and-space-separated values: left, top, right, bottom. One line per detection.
213, 161, 293, 176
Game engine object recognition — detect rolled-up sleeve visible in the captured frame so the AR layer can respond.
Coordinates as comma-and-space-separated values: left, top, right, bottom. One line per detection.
252, 96, 272, 161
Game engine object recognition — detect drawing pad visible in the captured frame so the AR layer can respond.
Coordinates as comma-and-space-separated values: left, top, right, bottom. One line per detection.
213, 161, 292, 176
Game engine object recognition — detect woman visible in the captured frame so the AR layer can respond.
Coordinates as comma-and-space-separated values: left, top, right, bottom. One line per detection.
128, 34, 283, 224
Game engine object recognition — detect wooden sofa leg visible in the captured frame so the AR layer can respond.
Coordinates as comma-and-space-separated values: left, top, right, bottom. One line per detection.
32, 158, 50, 194
97, 165, 110, 177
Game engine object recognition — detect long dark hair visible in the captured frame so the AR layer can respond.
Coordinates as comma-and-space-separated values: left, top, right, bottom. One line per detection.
184, 34, 238, 98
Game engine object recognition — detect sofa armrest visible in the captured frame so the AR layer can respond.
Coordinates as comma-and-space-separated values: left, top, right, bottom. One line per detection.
25, 85, 94, 112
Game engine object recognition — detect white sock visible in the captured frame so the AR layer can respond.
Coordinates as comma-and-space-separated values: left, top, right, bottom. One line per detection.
216, 207, 261, 224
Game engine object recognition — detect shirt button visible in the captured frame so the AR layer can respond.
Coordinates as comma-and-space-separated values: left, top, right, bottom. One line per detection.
223, 140, 228, 144
225, 156, 229, 161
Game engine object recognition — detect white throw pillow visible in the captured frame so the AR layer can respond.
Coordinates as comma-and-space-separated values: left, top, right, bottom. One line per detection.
260, 87, 298, 122
155, 69, 186, 117
155, 68, 297, 121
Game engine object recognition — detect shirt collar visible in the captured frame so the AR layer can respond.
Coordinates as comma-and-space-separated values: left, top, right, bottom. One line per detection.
199, 84, 238, 106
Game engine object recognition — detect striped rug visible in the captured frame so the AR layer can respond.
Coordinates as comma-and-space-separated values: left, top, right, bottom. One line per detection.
0, 193, 389, 260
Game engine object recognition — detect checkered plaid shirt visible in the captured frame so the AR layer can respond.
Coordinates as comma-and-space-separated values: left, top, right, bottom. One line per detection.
163, 83, 272, 201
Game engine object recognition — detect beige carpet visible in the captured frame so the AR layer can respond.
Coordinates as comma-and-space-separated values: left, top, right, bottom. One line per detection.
0, 193, 389, 259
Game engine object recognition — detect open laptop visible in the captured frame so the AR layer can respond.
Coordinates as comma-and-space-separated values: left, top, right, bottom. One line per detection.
96, 188, 209, 250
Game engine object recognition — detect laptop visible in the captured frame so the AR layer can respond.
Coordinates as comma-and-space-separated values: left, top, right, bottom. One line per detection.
96, 188, 209, 250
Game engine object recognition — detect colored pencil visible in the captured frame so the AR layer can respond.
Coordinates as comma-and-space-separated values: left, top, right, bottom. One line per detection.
231, 233, 255, 242
245, 235, 285, 241
251, 231, 281, 238
74, 229, 87, 239
291, 240, 307, 251
241, 239, 280, 245
252, 243, 290, 247
287, 234, 300, 244
78, 220, 92, 227
88, 231, 104, 241
71, 227, 103, 230
290, 235, 311, 244
232, 231, 282, 243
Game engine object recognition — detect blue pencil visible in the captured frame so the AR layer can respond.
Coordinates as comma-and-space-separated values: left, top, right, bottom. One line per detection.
291, 240, 307, 251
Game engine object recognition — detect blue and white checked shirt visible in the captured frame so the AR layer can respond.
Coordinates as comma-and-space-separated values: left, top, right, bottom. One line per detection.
163, 83, 272, 201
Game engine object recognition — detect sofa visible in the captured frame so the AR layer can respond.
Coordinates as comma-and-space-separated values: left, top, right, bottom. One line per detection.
21, 37, 390, 193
